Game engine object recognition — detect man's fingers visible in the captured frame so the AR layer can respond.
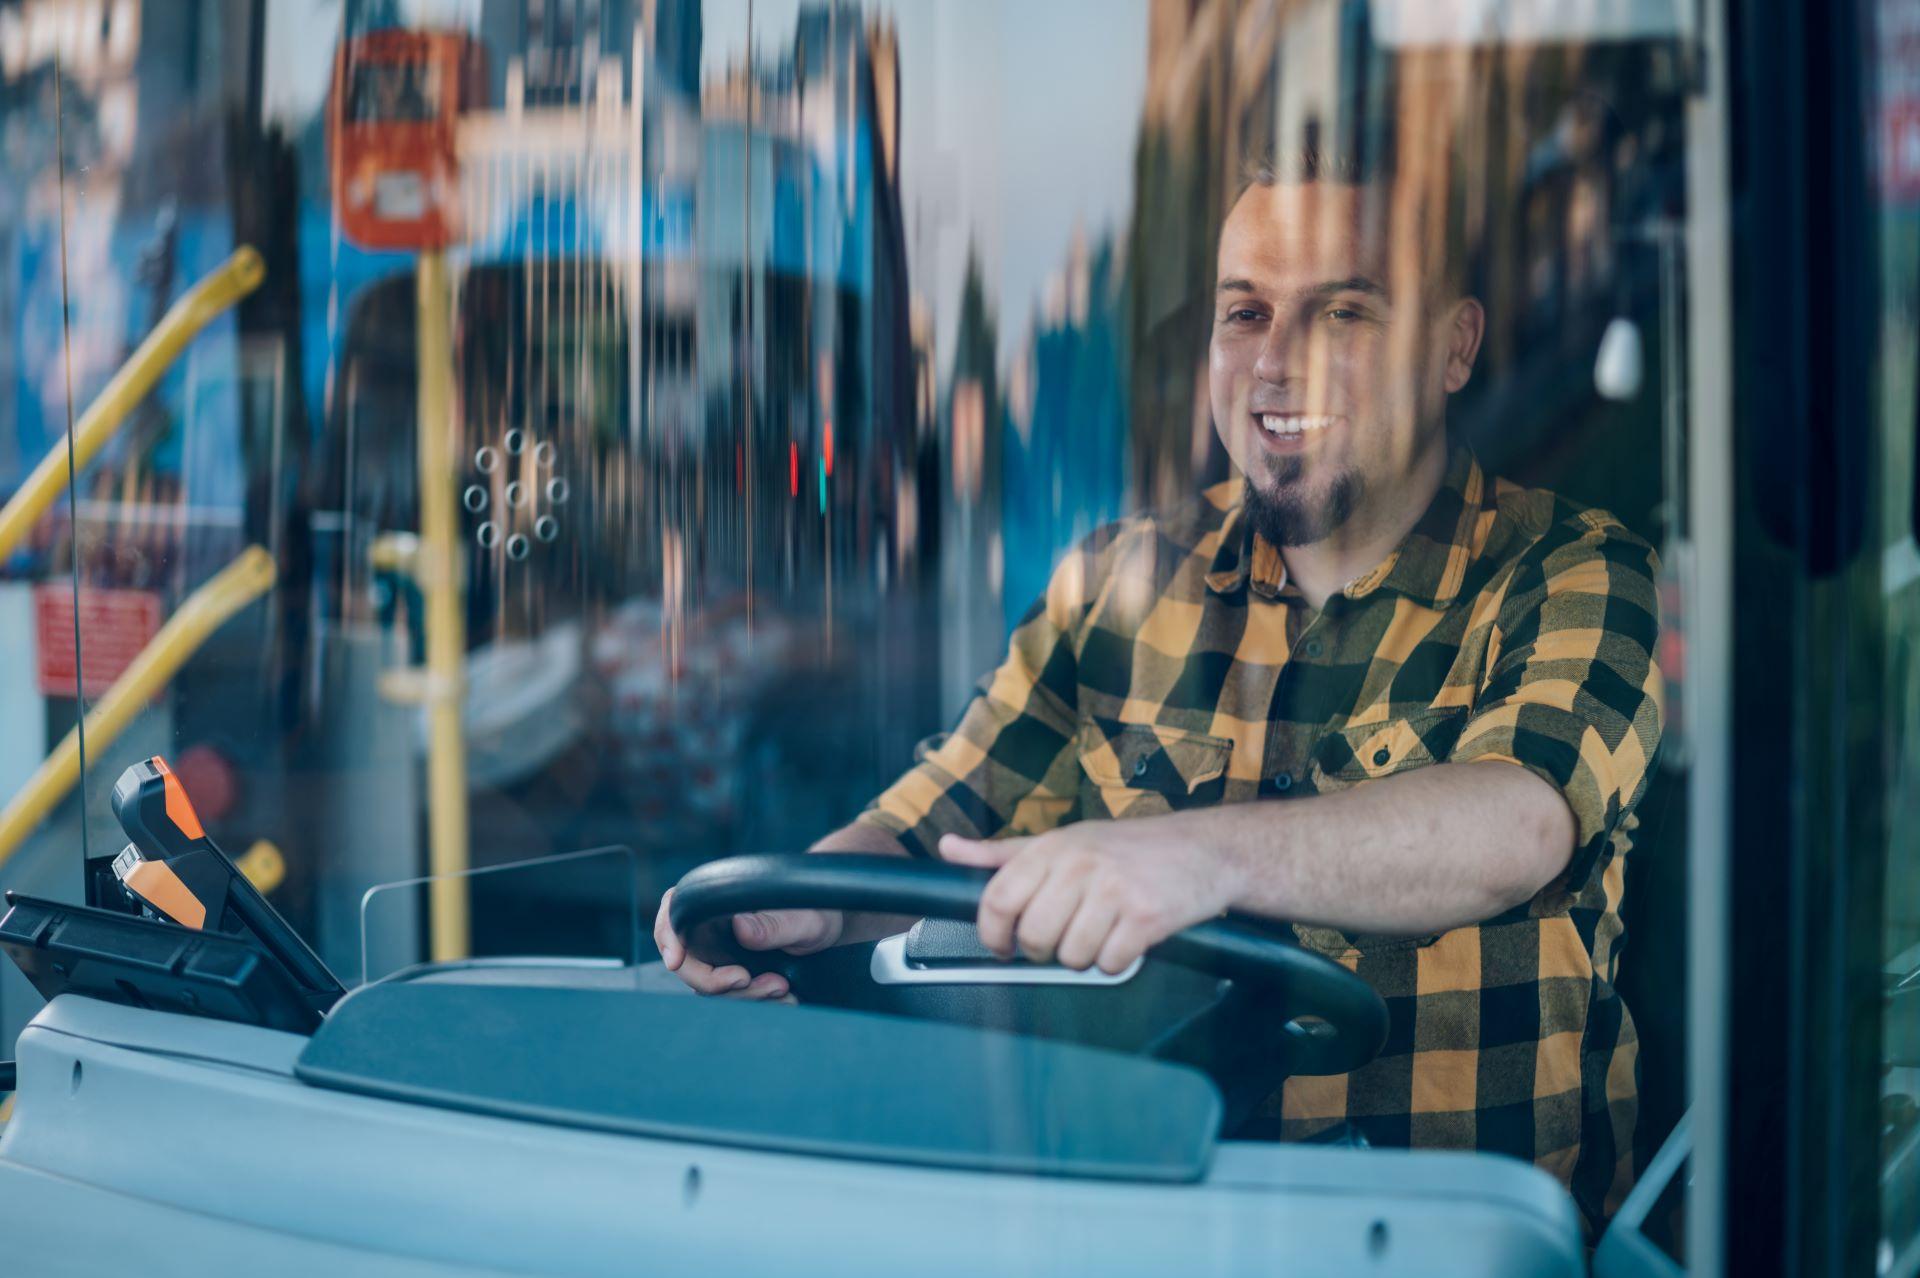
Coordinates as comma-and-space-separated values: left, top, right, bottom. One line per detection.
1013, 873, 1085, 965
654, 889, 684, 970
734, 909, 830, 953
692, 963, 753, 994
1054, 894, 1121, 971
1094, 921, 1153, 977
732, 910, 780, 950
939, 833, 1023, 868
724, 972, 791, 1000
975, 852, 1049, 958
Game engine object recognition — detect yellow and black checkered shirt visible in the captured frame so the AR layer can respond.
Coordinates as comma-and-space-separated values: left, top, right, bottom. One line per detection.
854, 443, 1662, 1234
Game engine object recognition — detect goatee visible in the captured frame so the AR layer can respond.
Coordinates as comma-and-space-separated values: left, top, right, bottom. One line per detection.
1243, 456, 1361, 547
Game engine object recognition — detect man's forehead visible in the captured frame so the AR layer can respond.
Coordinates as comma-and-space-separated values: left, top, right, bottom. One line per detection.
1216, 180, 1391, 292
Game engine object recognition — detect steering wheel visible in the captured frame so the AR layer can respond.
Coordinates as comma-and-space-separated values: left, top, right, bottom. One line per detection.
669, 853, 1388, 1077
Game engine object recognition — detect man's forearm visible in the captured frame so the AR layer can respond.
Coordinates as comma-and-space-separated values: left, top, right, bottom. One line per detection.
809, 822, 912, 857
1174, 761, 1576, 936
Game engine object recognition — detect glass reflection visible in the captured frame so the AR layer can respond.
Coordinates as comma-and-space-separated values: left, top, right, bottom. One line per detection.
0, 0, 1707, 1253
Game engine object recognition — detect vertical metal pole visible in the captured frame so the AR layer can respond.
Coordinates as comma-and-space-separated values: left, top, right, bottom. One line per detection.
1685, 1, 1733, 1273
417, 249, 470, 961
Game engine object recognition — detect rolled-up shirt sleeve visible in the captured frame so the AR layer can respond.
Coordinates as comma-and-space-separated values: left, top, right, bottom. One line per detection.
1451, 516, 1665, 891
853, 532, 1107, 856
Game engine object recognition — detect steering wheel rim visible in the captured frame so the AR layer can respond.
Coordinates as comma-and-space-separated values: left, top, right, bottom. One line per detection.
669, 853, 1388, 1076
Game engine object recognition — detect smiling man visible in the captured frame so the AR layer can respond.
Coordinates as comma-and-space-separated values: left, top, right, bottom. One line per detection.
657, 150, 1663, 1235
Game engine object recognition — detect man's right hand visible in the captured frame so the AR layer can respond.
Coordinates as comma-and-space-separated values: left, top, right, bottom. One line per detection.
653, 887, 845, 1001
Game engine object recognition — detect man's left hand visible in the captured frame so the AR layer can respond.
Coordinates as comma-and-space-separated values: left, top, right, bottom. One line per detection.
938, 821, 1243, 975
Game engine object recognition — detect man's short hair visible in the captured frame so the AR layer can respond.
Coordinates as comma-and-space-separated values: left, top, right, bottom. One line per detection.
1239, 143, 1370, 193
1233, 143, 1477, 300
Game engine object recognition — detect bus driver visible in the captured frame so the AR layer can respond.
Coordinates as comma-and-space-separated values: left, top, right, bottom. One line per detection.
657, 149, 1664, 1237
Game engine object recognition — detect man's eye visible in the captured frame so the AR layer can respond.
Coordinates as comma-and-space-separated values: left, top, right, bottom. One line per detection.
1324, 307, 1363, 323
1228, 308, 1266, 324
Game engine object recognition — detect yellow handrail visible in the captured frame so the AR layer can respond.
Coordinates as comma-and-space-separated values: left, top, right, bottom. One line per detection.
415, 251, 470, 962
0, 246, 265, 564
0, 546, 278, 868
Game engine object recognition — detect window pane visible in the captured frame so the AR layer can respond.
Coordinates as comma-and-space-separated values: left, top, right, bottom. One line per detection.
1871, 0, 1920, 1268
0, 0, 1720, 1269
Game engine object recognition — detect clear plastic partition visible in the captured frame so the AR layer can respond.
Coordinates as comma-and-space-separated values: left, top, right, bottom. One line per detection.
357, 845, 642, 985
0, 0, 1724, 1258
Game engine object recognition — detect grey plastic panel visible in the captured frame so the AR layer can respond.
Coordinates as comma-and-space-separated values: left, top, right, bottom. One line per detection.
0, 986, 1587, 1278
0, 1163, 508, 1276
295, 981, 1222, 1182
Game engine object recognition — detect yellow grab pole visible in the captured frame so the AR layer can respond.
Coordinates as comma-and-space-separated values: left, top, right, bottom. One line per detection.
416, 251, 470, 962
0, 546, 277, 867
233, 839, 286, 895
0, 246, 265, 564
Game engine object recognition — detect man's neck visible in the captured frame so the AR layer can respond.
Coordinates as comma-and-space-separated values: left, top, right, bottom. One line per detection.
1277, 442, 1451, 610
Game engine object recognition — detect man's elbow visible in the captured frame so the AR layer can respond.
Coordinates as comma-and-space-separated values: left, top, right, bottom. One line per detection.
1491, 778, 1578, 913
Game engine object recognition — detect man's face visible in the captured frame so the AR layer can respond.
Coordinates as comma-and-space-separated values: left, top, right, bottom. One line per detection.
1208, 180, 1480, 547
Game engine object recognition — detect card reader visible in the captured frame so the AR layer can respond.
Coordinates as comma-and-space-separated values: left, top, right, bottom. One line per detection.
100, 755, 343, 1018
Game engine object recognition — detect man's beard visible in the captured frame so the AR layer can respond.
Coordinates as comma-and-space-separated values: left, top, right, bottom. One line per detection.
1243, 456, 1362, 547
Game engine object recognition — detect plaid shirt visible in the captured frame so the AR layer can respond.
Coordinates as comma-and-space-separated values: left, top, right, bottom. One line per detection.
854, 443, 1662, 1234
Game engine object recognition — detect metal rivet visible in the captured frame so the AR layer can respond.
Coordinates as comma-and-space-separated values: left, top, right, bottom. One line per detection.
505, 429, 525, 455
506, 534, 530, 561
1132, 757, 1149, 778
1373, 748, 1391, 766
477, 522, 500, 549
535, 515, 560, 542
463, 485, 488, 513
474, 446, 498, 474
547, 477, 570, 504
506, 481, 526, 508
1273, 773, 1293, 792
534, 440, 556, 467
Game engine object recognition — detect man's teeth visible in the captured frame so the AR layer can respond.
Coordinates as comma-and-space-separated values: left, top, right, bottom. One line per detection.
1257, 414, 1335, 437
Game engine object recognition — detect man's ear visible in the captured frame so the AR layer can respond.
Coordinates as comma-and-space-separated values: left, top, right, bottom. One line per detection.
1443, 297, 1486, 394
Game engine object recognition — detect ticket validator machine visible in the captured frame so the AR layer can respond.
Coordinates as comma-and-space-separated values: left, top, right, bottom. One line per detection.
0, 758, 342, 1035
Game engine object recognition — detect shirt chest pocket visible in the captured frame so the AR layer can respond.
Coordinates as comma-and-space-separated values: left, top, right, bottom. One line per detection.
1077, 719, 1233, 819
1308, 707, 1469, 792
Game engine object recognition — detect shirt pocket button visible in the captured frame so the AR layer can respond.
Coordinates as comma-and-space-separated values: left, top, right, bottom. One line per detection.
1373, 748, 1391, 766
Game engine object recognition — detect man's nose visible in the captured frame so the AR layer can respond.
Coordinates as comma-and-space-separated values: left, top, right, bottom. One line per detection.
1251, 316, 1308, 387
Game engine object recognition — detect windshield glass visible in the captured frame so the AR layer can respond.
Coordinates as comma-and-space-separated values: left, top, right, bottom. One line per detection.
1, 0, 1854, 1271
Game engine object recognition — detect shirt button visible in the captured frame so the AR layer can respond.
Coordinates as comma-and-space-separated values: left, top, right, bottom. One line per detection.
1272, 772, 1293, 793
1373, 748, 1391, 766
1304, 639, 1325, 659
1133, 757, 1149, 778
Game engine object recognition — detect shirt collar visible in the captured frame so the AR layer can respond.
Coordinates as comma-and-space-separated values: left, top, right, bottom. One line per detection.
1204, 442, 1489, 610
